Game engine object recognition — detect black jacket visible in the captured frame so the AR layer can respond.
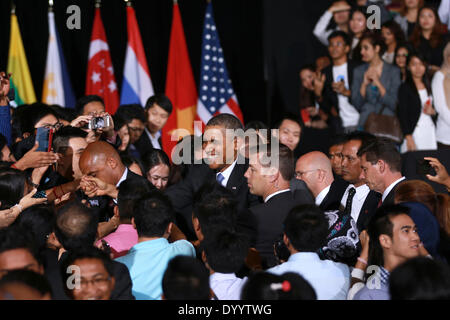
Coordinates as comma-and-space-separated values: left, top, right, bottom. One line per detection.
319, 178, 349, 212
133, 128, 161, 160
165, 159, 262, 241
249, 190, 313, 269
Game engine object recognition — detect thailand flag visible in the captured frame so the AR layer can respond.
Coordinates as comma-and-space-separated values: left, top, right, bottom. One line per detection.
196, 2, 244, 132
120, 4, 154, 107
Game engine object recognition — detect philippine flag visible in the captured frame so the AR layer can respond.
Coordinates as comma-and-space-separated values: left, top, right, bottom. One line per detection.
120, 3, 154, 107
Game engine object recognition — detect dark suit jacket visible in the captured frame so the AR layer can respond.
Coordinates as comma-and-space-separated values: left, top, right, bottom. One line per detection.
134, 128, 161, 160
357, 190, 382, 233
249, 190, 313, 269
319, 178, 349, 211
165, 159, 262, 241
45, 249, 135, 300
382, 178, 407, 207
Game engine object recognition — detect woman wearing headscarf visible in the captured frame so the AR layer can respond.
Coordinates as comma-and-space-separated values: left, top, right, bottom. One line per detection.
431, 42, 450, 149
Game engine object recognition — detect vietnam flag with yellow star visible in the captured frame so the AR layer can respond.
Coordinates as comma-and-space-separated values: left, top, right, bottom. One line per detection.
85, 6, 119, 114
162, 1, 198, 158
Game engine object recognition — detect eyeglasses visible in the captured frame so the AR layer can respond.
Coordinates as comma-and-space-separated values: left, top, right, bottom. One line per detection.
295, 169, 320, 179
78, 277, 111, 289
41, 122, 63, 130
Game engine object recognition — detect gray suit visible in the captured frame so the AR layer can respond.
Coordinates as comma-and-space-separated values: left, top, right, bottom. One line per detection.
351, 62, 401, 127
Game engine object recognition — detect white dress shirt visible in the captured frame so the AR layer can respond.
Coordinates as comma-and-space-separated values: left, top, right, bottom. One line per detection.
431, 71, 450, 145
267, 252, 350, 300
315, 185, 331, 206
216, 159, 237, 187
210, 272, 247, 300
382, 176, 405, 202
145, 128, 161, 150
340, 184, 371, 223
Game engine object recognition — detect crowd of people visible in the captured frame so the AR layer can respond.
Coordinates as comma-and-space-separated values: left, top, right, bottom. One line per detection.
0, 0, 450, 301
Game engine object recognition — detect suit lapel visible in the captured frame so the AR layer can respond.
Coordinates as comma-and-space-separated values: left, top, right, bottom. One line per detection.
226, 162, 247, 193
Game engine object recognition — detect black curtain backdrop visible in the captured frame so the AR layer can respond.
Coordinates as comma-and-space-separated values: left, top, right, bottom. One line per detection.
0, 0, 330, 126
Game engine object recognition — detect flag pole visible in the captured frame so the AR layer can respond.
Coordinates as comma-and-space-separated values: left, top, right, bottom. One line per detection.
95, 0, 101, 9
11, 1, 15, 14
124, 0, 132, 7
173, 0, 178, 4
48, 0, 53, 12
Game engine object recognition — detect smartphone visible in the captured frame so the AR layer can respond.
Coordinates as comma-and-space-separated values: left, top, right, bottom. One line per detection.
35, 127, 54, 152
32, 190, 47, 199
274, 236, 290, 263
416, 159, 435, 175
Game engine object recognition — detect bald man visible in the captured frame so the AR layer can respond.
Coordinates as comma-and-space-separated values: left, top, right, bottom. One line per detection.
295, 151, 349, 211
79, 141, 146, 202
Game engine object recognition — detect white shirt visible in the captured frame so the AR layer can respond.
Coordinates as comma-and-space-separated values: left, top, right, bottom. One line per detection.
145, 128, 161, 150
340, 184, 371, 223
216, 159, 237, 187
431, 71, 450, 144
116, 167, 128, 188
332, 63, 360, 128
264, 189, 291, 203
210, 273, 247, 300
439, 0, 450, 31
315, 185, 331, 206
313, 10, 342, 46
267, 252, 350, 300
382, 176, 405, 202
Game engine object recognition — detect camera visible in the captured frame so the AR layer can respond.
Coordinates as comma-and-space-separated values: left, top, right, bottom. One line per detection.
87, 116, 111, 130
416, 159, 435, 176
274, 235, 290, 264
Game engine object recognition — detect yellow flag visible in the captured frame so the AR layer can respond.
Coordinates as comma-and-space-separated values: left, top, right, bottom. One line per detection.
7, 13, 36, 105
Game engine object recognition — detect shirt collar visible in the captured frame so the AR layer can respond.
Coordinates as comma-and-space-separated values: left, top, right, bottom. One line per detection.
264, 189, 291, 203
216, 159, 237, 187
315, 185, 331, 206
116, 167, 128, 188
145, 128, 161, 149
379, 266, 390, 285
346, 183, 371, 201
288, 252, 320, 262
382, 177, 405, 201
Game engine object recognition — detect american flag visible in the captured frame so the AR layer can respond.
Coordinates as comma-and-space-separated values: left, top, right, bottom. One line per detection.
196, 2, 244, 132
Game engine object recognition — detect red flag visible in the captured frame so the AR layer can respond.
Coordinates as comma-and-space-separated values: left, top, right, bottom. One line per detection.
86, 8, 119, 114
163, 2, 198, 158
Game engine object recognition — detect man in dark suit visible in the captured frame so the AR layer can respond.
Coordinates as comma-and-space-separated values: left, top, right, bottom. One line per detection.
244, 143, 313, 269
318, 31, 361, 134
295, 151, 348, 211
358, 137, 406, 207
338, 132, 381, 233
134, 94, 173, 157
165, 114, 261, 241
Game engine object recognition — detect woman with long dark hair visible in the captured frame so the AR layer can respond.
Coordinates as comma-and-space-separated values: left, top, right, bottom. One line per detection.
398, 52, 437, 153
348, 6, 368, 63
409, 5, 448, 75
381, 20, 406, 64
394, 43, 413, 82
142, 149, 171, 191
394, 0, 424, 38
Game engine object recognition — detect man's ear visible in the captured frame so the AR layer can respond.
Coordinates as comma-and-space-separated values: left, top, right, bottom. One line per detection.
166, 222, 173, 235
379, 234, 392, 250
378, 159, 386, 174
113, 205, 119, 218
131, 217, 137, 230
283, 233, 290, 248
107, 157, 118, 170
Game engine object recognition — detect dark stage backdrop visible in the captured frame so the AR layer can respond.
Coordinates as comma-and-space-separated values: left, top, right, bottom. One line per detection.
0, 0, 329, 126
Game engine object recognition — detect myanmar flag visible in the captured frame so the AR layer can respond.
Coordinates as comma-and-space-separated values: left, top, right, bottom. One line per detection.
7, 12, 36, 106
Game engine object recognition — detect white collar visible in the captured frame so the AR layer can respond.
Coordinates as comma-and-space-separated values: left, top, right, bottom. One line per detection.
216, 159, 237, 187
264, 189, 291, 203
346, 183, 371, 201
116, 167, 128, 188
382, 176, 405, 201
315, 185, 331, 206
145, 128, 161, 149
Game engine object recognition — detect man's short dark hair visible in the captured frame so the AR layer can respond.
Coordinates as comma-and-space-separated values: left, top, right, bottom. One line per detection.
389, 257, 450, 300
328, 30, 351, 47
13, 205, 56, 251
162, 256, 210, 300
0, 226, 42, 266
75, 95, 105, 115
367, 204, 410, 266
52, 126, 87, 155
193, 183, 238, 236
343, 131, 376, 146
145, 94, 173, 115
117, 178, 155, 220
206, 113, 243, 131
357, 137, 402, 173
0, 269, 52, 298
329, 134, 347, 148
283, 204, 329, 252
60, 246, 115, 297
49, 105, 77, 123
241, 271, 317, 300
54, 202, 98, 252
250, 143, 295, 181
114, 104, 146, 124
133, 190, 175, 238
201, 229, 249, 274
14, 103, 58, 136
